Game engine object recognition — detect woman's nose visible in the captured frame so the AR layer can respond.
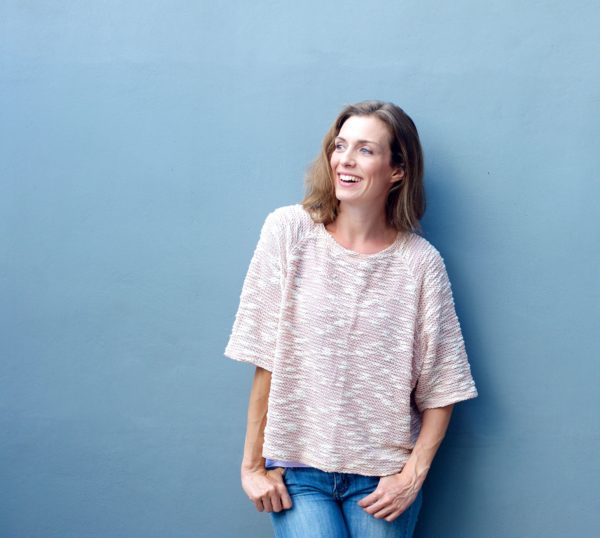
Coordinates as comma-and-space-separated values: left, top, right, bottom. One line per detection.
341, 150, 355, 167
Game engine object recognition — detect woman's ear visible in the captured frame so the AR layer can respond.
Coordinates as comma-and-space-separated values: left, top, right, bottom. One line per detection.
390, 167, 405, 183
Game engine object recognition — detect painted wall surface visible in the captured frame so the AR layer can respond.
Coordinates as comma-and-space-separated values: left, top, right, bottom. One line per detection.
1, 1, 598, 536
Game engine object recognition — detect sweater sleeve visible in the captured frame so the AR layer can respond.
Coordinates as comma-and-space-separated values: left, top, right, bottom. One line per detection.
224, 211, 283, 372
413, 251, 478, 411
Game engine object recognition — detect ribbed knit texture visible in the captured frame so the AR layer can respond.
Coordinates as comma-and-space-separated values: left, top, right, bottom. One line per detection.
224, 204, 478, 476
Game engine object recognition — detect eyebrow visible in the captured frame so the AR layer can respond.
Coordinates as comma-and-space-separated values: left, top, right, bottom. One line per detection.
334, 136, 383, 148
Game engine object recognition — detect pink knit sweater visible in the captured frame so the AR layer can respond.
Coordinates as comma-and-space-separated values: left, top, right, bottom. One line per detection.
224, 204, 478, 476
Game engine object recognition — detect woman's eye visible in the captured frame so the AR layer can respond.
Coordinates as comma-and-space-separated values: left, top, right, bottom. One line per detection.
335, 143, 345, 151
360, 147, 373, 154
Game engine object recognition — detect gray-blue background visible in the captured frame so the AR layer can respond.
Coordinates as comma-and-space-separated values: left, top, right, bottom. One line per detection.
1, 1, 598, 536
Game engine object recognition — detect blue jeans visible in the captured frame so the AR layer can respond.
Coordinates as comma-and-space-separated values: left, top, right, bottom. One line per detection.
270, 467, 423, 538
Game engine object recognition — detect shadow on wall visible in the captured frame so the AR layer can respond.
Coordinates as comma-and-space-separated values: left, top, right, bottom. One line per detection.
413, 146, 501, 537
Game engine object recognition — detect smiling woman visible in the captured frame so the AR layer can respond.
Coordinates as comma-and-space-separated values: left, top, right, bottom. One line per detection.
303, 100, 425, 242
327, 115, 406, 249
224, 100, 478, 538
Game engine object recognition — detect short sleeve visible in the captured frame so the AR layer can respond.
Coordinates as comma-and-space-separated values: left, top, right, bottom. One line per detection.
223, 211, 283, 372
413, 251, 478, 412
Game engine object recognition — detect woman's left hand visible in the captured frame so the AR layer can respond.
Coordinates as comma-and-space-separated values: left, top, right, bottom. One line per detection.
357, 471, 421, 522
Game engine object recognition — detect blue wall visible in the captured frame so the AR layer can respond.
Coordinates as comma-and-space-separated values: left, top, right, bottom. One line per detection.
1, 1, 599, 536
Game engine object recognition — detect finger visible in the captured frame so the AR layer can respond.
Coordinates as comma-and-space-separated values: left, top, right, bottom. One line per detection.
364, 498, 396, 516
279, 486, 293, 509
380, 500, 410, 521
269, 490, 284, 513
271, 472, 292, 511
266, 471, 286, 512
373, 503, 396, 519
268, 467, 284, 476
384, 510, 403, 523
357, 491, 380, 507
260, 495, 273, 512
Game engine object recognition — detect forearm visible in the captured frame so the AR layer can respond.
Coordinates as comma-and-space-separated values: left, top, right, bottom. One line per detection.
241, 366, 272, 472
400, 404, 454, 486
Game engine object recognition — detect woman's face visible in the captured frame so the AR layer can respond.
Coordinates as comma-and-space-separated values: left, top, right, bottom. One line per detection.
329, 115, 403, 207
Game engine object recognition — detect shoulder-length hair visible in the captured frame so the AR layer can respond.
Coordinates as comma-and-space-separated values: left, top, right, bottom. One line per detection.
301, 100, 425, 233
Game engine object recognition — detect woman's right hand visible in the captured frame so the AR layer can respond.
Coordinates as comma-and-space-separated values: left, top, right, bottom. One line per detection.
241, 466, 292, 513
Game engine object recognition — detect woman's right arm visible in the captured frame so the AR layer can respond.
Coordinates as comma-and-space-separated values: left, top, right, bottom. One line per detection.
240, 366, 292, 512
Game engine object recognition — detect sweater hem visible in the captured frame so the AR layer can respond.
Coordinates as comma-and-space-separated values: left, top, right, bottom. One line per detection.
417, 389, 478, 412
263, 450, 409, 477
223, 347, 273, 372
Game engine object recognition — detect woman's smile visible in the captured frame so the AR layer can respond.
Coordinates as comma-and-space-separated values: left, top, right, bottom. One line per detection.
338, 173, 364, 185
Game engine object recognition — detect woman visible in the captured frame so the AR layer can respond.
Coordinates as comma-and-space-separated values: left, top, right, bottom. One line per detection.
224, 100, 478, 537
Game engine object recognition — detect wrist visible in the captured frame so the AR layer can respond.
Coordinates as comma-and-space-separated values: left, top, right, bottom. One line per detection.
241, 457, 266, 473
401, 449, 432, 487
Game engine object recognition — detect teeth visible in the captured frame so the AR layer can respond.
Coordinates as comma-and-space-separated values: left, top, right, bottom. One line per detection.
340, 174, 362, 183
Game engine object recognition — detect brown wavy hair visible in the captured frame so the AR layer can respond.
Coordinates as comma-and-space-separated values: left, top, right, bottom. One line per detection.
301, 100, 425, 233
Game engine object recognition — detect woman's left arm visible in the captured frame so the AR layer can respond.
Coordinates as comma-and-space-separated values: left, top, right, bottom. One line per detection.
357, 404, 454, 522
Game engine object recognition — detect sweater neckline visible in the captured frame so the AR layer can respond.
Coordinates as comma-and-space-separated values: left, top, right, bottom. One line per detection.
317, 222, 404, 259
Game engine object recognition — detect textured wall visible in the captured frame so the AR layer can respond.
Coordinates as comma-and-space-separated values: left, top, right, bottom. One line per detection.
1, 1, 598, 536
